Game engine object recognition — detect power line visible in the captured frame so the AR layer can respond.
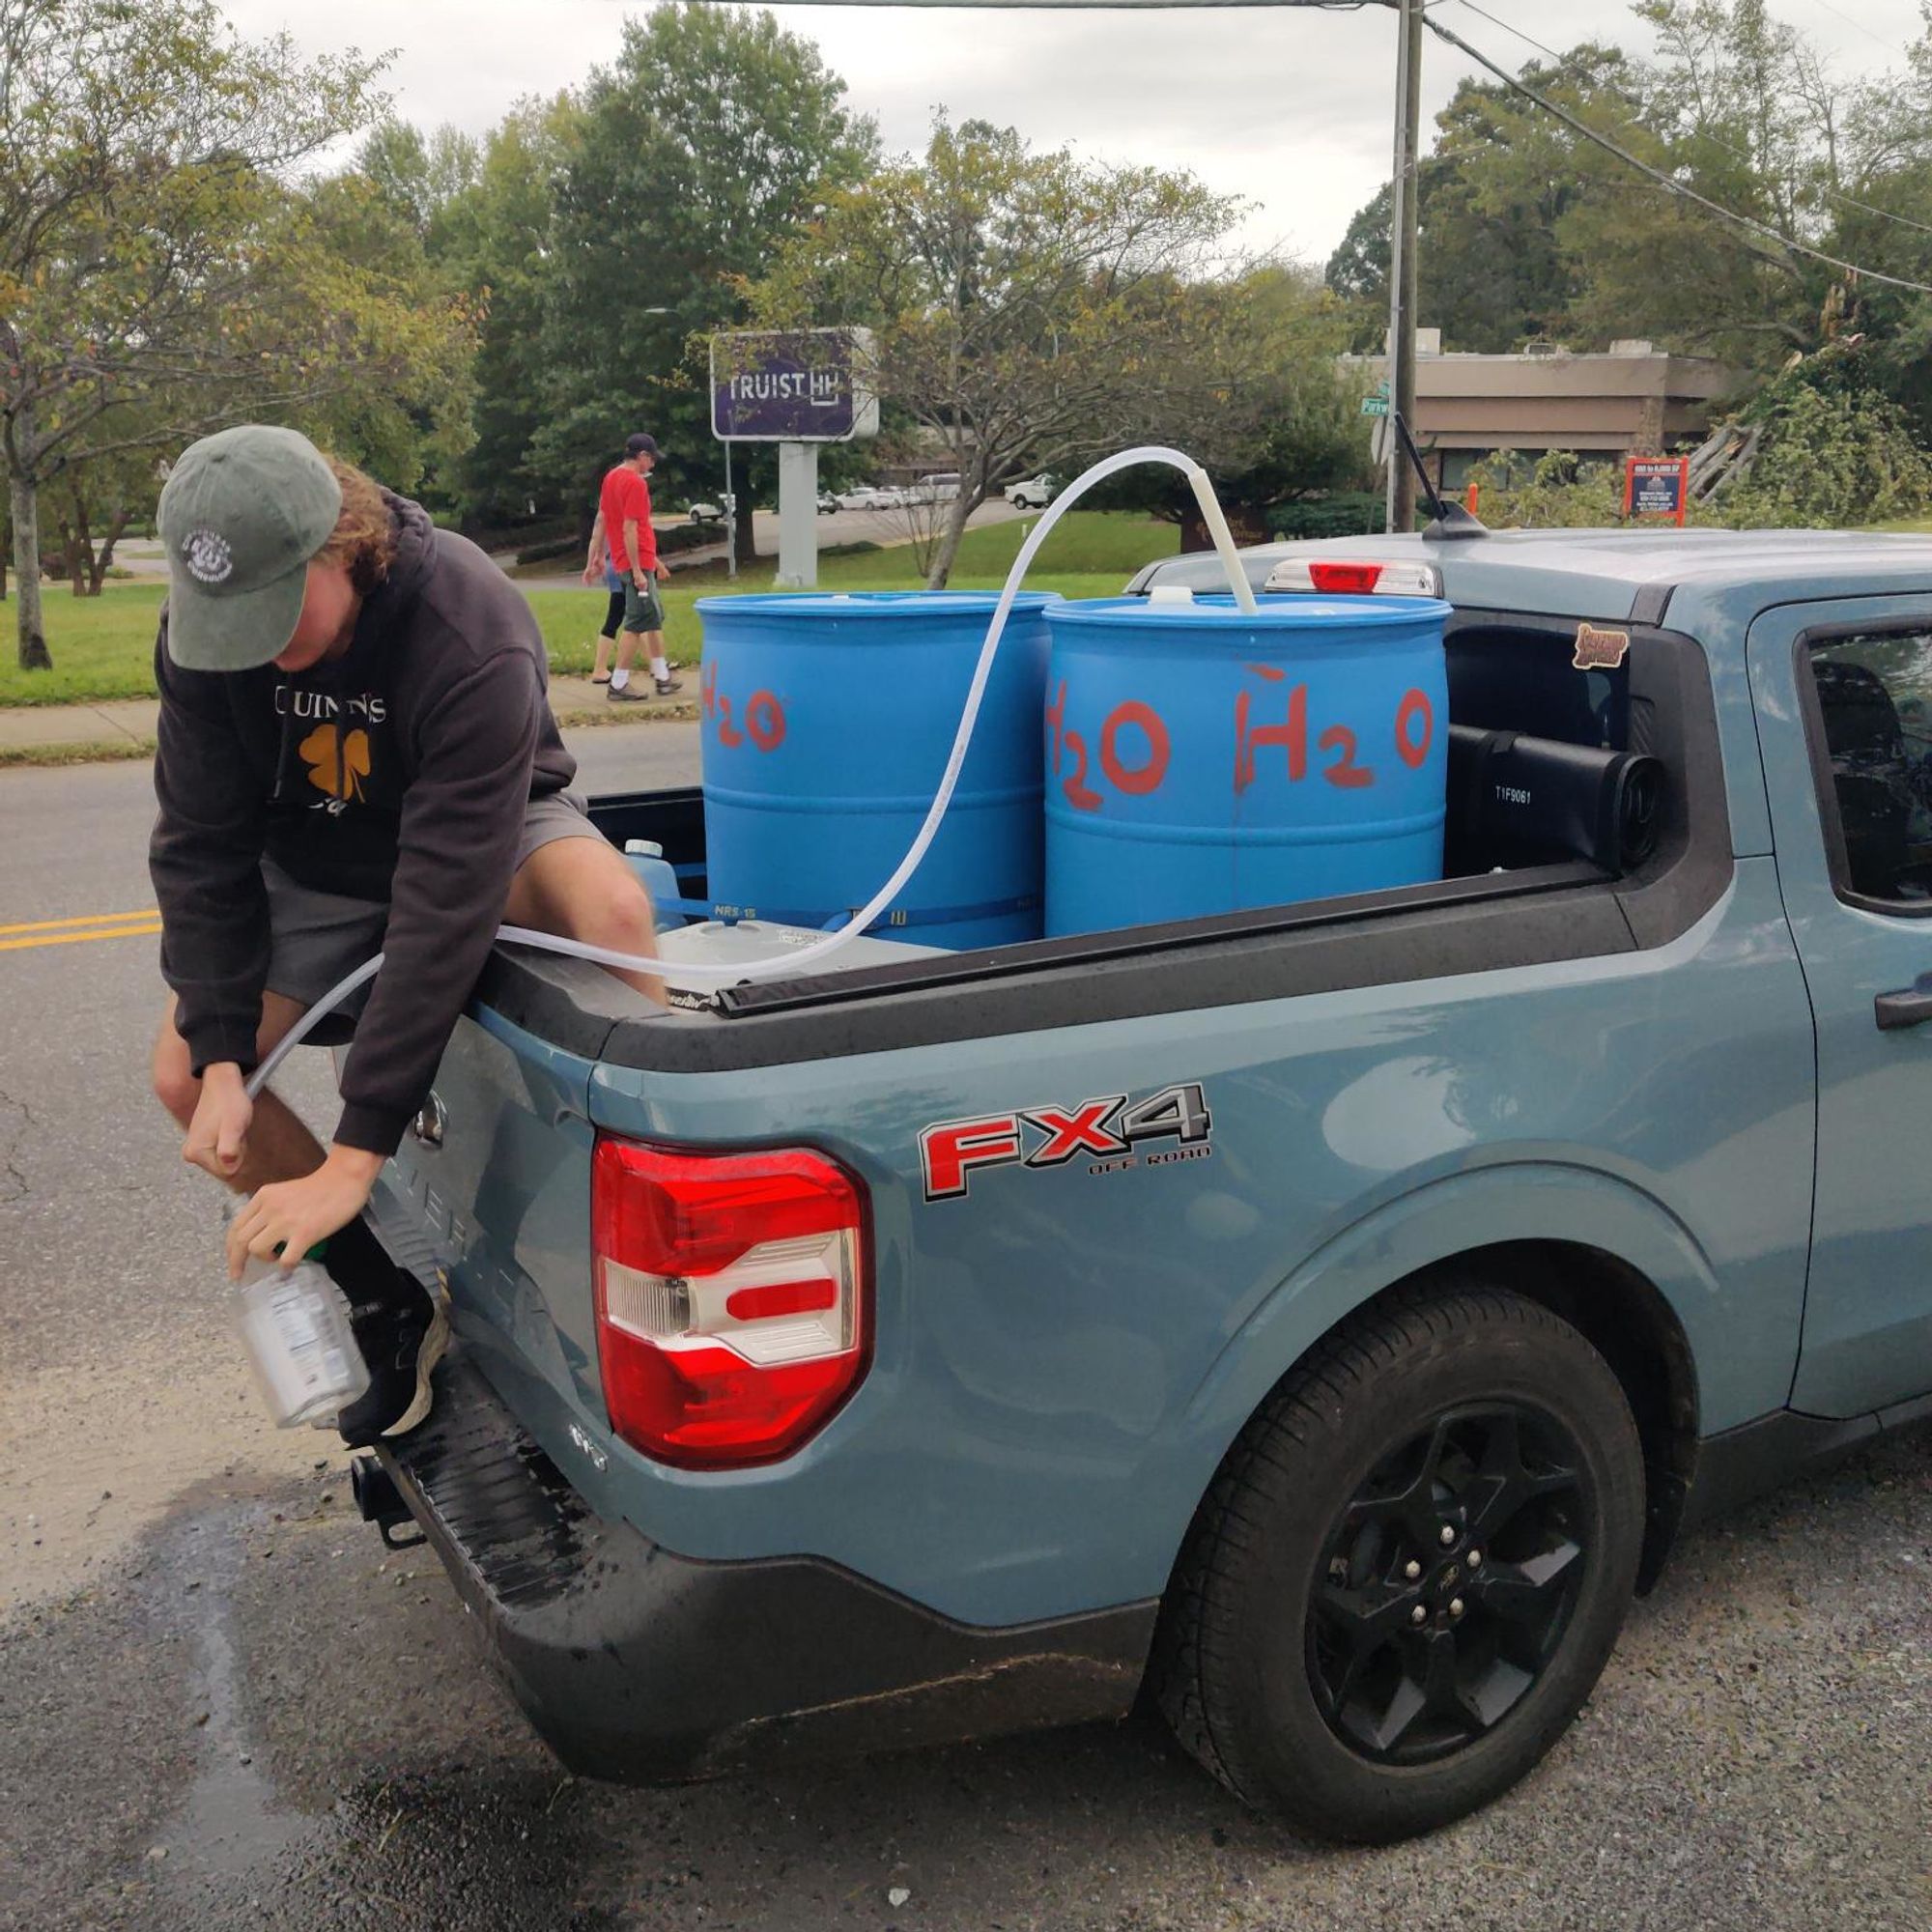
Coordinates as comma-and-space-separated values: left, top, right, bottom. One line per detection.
1454, 0, 1932, 243
1792, 0, 1909, 59
1423, 10, 1932, 295
742, 2, 1386, 9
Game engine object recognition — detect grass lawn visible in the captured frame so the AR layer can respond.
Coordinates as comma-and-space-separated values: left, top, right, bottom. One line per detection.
0, 511, 1177, 707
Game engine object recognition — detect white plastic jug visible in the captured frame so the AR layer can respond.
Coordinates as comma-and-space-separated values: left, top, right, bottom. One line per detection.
233, 1256, 369, 1429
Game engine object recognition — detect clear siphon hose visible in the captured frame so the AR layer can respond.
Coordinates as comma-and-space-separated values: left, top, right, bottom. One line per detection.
244, 446, 1254, 1095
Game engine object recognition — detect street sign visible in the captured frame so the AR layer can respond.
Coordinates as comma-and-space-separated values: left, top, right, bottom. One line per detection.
1361, 379, 1391, 418
1624, 454, 1690, 526
710, 328, 878, 442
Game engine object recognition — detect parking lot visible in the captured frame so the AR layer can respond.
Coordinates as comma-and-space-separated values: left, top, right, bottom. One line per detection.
1, 734, 1927, 1932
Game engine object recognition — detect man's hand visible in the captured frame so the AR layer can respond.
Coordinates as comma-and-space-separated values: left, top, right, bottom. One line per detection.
225, 1144, 386, 1281
184, 1062, 253, 1180
582, 560, 601, 585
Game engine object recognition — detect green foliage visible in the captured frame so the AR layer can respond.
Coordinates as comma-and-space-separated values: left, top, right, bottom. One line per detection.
752, 113, 1250, 583
1265, 493, 1386, 541
1725, 360, 1932, 526
412, 96, 583, 525
1327, 0, 1932, 399
1326, 48, 1633, 355
1462, 451, 1638, 529
528, 2, 876, 521
0, 0, 474, 667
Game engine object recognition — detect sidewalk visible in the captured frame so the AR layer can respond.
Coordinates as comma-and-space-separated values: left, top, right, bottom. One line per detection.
0, 673, 695, 764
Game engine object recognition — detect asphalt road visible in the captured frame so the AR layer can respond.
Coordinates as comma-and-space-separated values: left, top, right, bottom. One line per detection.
2, 741, 1928, 1932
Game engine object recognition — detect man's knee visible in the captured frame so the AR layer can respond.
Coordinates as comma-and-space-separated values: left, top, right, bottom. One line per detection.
574, 870, 658, 954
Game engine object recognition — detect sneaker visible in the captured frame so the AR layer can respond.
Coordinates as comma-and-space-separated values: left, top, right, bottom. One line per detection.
654, 674, 684, 696
591, 672, 611, 685
607, 680, 650, 702
337, 1271, 449, 1446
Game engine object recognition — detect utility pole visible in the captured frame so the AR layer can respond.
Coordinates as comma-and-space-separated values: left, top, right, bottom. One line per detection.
1385, 0, 1424, 536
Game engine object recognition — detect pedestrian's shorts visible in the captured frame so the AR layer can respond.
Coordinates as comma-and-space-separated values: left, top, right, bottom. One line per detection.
621, 573, 666, 634
263, 789, 603, 1036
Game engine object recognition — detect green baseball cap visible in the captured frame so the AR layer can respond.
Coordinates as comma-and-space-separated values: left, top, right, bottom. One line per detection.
157, 425, 343, 671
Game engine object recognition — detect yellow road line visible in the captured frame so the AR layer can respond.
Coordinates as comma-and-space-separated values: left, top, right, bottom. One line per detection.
0, 921, 162, 953
0, 907, 159, 937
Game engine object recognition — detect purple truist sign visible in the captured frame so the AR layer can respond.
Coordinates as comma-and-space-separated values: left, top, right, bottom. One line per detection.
710, 330, 875, 441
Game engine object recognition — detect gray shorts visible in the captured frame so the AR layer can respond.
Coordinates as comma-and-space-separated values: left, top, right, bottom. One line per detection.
264, 789, 602, 1028
621, 574, 666, 634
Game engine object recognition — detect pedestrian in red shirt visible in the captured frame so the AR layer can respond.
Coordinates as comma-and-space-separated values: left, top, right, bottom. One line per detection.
597, 432, 681, 700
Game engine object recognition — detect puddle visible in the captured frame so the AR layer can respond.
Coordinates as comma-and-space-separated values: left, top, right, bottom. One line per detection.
149, 1520, 321, 1907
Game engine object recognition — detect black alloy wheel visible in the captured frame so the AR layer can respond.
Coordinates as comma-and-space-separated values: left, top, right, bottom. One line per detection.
1308, 1402, 1589, 1764
1154, 1282, 1646, 1843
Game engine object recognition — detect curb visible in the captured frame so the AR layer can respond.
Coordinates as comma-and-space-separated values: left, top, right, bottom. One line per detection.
0, 737, 157, 768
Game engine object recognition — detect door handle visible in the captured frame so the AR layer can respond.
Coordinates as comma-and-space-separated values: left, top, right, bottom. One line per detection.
1875, 973, 1932, 1030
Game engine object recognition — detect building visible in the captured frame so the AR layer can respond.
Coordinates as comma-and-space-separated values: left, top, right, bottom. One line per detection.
1361, 335, 1743, 490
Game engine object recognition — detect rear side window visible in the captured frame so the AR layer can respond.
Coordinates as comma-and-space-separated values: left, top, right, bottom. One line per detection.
1804, 630, 1932, 906
1447, 623, 1629, 751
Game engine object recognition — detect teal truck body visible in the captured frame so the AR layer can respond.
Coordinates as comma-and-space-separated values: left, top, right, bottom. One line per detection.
361, 527, 1932, 1841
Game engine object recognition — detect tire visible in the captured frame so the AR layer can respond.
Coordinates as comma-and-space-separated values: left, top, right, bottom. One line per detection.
1153, 1282, 1644, 1843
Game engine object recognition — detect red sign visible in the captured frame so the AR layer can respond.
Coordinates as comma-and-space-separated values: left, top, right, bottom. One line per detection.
1624, 456, 1690, 526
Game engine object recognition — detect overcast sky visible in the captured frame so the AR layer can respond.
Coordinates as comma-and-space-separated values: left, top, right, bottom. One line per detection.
221, 0, 1926, 265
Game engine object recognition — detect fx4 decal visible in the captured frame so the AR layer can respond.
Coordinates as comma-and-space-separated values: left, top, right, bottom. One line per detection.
920, 1083, 1213, 1202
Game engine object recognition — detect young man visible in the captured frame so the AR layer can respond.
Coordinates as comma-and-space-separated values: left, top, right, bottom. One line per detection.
596, 431, 681, 701
149, 424, 666, 1443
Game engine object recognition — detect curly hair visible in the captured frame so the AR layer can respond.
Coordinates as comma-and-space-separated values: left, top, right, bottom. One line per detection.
311, 457, 397, 596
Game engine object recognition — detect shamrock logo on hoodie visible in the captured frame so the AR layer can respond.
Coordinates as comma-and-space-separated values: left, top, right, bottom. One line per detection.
298, 722, 372, 804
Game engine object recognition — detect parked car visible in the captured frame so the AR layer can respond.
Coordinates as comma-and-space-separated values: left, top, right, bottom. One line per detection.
686, 497, 733, 526
834, 485, 898, 512
816, 491, 838, 515
907, 470, 961, 503
355, 525, 1932, 1844
1005, 473, 1059, 510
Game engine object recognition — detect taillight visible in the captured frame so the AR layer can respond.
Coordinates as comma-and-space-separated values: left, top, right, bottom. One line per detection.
1264, 558, 1444, 598
1309, 561, 1384, 594
592, 1138, 868, 1469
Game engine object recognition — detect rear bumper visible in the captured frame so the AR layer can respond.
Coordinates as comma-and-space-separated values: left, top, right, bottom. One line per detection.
376, 1352, 1155, 1783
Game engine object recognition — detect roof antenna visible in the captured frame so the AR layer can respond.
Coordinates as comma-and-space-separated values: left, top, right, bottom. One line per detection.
1394, 411, 1488, 541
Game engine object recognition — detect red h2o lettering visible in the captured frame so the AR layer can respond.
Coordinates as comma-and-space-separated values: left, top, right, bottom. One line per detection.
1235, 668, 1308, 794
1054, 672, 1437, 809
703, 662, 787, 753
1046, 679, 1102, 811
1051, 683, 1171, 812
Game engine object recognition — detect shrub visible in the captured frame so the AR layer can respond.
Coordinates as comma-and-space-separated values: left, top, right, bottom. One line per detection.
1265, 492, 1385, 541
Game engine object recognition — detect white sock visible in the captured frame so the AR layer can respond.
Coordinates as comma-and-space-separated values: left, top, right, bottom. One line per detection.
610, 668, 630, 691
649, 655, 670, 681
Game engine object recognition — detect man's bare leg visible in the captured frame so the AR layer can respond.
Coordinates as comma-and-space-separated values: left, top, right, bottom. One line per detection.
152, 990, 327, 1195
502, 835, 666, 1004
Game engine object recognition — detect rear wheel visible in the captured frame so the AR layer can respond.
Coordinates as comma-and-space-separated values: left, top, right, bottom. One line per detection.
1154, 1283, 1644, 1842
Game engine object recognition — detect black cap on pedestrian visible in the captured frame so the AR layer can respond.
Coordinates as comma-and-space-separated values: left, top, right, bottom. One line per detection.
625, 433, 661, 458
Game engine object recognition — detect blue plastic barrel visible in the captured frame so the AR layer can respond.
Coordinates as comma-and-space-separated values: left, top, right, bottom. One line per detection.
696, 591, 1056, 949
1042, 594, 1451, 936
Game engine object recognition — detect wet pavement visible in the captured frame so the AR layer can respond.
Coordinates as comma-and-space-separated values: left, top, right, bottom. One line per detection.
3, 745, 1930, 1932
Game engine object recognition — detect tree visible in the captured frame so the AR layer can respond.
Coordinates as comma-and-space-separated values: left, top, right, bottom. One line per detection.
405, 96, 582, 527
1324, 49, 1634, 354
1089, 265, 1372, 544
751, 116, 1249, 586
0, 0, 471, 670
356, 118, 481, 238
531, 2, 875, 546
1326, 1, 1932, 384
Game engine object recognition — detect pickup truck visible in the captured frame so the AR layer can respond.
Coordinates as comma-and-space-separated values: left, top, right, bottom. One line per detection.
355, 526, 1932, 1845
